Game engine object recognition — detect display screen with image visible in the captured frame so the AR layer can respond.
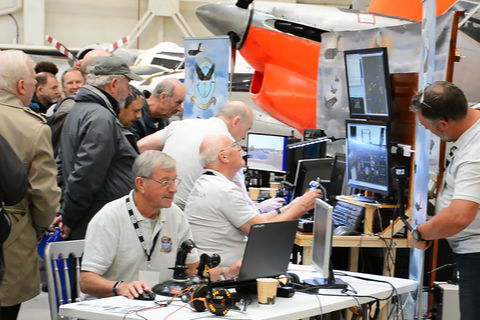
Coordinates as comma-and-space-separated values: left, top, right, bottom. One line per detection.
247, 133, 288, 173
345, 120, 391, 195
344, 47, 392, 120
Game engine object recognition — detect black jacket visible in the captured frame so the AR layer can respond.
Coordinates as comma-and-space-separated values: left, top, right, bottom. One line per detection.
129, 100, 169, 140
58, 85, 138, 239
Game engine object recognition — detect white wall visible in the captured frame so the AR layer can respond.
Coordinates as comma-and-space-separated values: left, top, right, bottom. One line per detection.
0, 0, 214, 50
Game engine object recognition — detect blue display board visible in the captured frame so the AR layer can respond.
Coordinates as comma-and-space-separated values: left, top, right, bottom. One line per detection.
183, 36, 230, 119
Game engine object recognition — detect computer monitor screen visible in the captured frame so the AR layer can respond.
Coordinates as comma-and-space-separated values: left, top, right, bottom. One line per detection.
293, 158, 334, 198
326, 153, 346, 201
304, 199, 346, 289
345, 120, 391, 195
344, 47, 392, 120
312, 199, 333, 279
247, 133, 288, 173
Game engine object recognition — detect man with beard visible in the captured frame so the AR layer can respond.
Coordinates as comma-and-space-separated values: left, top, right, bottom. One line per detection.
53, 56, 142, 240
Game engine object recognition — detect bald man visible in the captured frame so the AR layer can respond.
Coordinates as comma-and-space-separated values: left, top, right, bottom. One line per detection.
184, 134, 322, 266
130, 78, 185, 140
138, 101, 253, 209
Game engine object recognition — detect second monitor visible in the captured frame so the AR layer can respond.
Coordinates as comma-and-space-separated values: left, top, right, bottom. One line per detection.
246, 133, 288, 173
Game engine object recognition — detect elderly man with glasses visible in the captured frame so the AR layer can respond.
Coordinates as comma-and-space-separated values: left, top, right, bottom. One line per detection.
80, 150, 241, 299
184, 134, 323, 267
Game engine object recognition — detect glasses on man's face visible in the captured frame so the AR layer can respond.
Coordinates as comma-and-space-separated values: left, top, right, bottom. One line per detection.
419, 87, 434, 110
220, 140, 241, 153
142, 176, 181, 188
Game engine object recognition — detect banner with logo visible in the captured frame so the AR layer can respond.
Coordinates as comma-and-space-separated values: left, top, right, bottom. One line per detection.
183, 36, 230, 119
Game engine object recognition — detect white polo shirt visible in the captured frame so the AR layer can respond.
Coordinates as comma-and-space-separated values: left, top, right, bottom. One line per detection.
437, 118, 480, 253
184, 170, 258, 266
82, 191, 199, 283
155, 117, 244, 209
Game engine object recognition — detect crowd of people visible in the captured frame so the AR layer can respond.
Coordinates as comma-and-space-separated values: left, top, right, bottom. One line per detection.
0, 48, 478, 320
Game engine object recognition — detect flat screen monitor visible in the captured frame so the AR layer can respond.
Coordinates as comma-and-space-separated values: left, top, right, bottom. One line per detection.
247, 133, 288, 173
344, 47, 393, 120
304, 199, 346, 289
326, 153, 346, 201
293, 158, 334, 198
345, 120, 391, 196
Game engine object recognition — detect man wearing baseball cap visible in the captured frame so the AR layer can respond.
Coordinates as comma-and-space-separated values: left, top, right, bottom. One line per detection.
53, 56, 142, 240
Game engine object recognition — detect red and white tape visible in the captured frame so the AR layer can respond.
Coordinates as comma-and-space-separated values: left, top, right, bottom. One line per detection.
46, 35, 78, 63
108, 36, 129, 53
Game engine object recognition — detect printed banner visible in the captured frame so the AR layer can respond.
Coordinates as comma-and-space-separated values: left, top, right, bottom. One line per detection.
183, 36, 230, 119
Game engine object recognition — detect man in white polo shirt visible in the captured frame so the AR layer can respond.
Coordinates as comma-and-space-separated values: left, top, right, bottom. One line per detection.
80, 150, 240, 299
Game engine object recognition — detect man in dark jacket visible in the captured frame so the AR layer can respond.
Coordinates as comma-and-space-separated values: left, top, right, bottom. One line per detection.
54, 56, 142, 240
130, 78, 185, 140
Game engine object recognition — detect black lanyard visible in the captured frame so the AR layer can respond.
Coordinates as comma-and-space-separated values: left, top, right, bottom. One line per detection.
125, 197, 160, 263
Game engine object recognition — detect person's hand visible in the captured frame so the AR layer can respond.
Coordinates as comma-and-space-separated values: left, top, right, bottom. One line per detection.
49, 215, 63, 230
116, 281, 151, 299
257, 197, 286, 213
60, 224, 72, 240
225, 259, 242, 280
408, 233, 432, 250
295, 189, 323, 211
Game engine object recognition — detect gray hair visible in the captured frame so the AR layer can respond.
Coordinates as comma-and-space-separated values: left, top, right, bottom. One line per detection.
86, 73, 123, 90
410, 81, 468, 122
199, 134, 228, 167
132, 150, 176, 180
0, 50, 33, 91
216, 101, 253, 123
152, 78, 176, 98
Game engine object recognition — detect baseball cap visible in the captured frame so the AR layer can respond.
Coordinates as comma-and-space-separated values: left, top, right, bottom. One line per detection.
90, 56, 142, 81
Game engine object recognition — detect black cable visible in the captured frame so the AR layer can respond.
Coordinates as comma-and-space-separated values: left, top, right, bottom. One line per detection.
332, 272, 397, 301
336, 272, 404, 320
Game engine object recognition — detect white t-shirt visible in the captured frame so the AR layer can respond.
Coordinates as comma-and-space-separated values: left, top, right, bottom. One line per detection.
81, 191, 199, 284
184, 170, 258, 266
437, 118, 480, 253
155, 117, 243, 209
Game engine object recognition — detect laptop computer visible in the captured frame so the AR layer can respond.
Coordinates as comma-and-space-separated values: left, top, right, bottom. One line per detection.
212, 219, 299, 288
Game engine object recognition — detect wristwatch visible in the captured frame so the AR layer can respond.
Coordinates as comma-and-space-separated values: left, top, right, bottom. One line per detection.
112, 280, 124, 296
412, 227, 424, 242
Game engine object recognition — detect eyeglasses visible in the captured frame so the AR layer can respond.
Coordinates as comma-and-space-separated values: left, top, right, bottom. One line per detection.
142, 176, 181, 188
419, 86, 434, 110
219, 140, 241, 153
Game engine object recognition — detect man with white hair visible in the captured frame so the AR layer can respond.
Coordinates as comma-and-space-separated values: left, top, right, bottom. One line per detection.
0, 50, 61, 319
184, 134, 322, 267
138, 100, 254, 210
54, 56, 142, 240
80, 150, 240, 299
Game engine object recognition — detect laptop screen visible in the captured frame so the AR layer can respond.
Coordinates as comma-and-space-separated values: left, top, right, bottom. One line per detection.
238, 219, 299, 281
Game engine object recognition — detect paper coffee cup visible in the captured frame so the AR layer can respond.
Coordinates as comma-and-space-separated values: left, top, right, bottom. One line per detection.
257, 278, 278, 304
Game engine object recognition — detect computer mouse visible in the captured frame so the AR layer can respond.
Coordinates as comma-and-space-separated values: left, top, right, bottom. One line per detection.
333, 226, 358, 236
135, 290, 156, 300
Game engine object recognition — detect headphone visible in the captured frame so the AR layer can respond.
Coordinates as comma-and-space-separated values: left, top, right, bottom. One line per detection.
189, 284, 235, 316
